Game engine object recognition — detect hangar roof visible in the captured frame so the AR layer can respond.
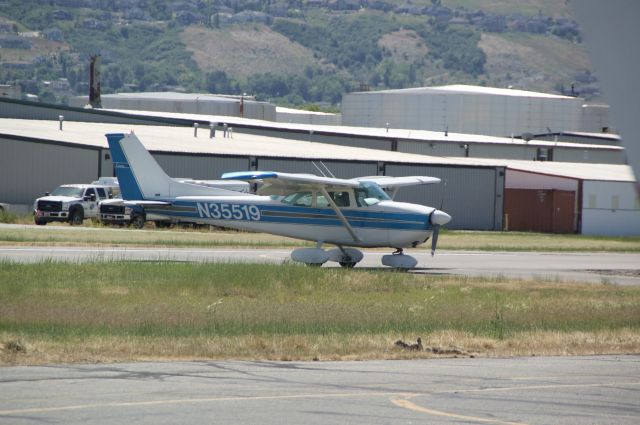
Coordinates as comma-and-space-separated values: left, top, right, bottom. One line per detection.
102, 91, 243, 102
1, 118, 633, 183
107, 109, 622, 152
0, 118, 482, 167
473, 158, 635, 182
349, 84, 578, 100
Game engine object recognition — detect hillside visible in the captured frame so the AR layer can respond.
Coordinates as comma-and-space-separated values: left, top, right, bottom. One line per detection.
0, 0, 596, 108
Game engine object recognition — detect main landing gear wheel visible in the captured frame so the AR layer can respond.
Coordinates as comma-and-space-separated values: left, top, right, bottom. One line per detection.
328, 247, 364, 269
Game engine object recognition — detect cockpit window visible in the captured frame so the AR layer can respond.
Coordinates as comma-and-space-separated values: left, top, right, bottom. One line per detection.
355, 182, 391, 207
281, 191, 313, 207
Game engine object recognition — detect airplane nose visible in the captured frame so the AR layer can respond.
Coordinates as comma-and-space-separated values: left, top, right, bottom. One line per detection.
429, 209, 451, 226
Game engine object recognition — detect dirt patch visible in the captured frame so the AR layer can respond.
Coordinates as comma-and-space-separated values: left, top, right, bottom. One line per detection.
181, 24, 325, 80
586, 270, 640, 278
478, 32, 592, 93
378, 29, 428, 62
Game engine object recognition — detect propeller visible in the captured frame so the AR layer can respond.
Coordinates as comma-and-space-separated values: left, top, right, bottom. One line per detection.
430, 224, 440, 256
430, 179, 450, 256
429, 209, 451, 256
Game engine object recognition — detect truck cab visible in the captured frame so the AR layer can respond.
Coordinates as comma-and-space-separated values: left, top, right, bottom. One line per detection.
34, 183, 116, 225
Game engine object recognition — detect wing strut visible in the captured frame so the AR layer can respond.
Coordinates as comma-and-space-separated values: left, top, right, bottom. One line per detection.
318, 187, 361, 244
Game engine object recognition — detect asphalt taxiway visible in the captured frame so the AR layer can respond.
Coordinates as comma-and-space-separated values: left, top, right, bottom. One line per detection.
1, 245, 639, 285
1, 356, 638, 424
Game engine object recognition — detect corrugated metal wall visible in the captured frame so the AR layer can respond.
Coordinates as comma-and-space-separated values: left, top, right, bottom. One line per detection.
553, 148, 624, 164
154, 153, 249, 180
0, 131, 505, 231
397, 140, 465, 157
0, 137, 99, 205
385, 164, 504, 230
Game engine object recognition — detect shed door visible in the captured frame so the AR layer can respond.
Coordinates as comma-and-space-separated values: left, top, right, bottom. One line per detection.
505, 189, 576, 233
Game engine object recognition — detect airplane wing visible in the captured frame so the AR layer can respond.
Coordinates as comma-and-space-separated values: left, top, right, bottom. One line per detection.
353, 176, 441, 188
221, 171, 360, 195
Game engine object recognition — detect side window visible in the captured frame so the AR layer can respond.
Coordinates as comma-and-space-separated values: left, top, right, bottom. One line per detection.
84, 188, 96, 199
96, 188, 107, 199
281, 192, 313, 207
317, 191, 351, 208
331, 191, 350, 207
316, 193, 329, 208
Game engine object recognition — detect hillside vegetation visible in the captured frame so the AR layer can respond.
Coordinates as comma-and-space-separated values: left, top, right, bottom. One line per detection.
0, 0, 594, 108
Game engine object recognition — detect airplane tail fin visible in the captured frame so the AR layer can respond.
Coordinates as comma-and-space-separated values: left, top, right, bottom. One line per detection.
106, 132, 244, 200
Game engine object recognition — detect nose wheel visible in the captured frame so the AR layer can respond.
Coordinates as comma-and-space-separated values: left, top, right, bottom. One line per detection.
382, 248, 417, 269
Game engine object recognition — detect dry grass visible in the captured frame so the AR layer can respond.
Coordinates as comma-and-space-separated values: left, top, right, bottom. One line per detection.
1, 225, 639, 252
0, 225, 308, 248
181, 24, 325, 80
378, 29, 429, 62
479, 31, 591, 94
1, 262, 639, 365
3, 329, 638, 365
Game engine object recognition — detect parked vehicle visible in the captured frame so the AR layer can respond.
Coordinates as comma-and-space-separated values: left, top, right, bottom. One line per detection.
33, 182, 117, 225
98, 198, 147, 228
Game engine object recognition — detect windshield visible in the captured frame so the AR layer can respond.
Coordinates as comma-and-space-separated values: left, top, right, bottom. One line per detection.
51, 186, 84, 198
355, 182, 391, 207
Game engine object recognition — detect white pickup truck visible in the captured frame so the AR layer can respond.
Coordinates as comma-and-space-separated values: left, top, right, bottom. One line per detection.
33, 183, 117, 225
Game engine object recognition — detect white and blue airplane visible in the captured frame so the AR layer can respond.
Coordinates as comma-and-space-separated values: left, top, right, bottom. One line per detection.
106, 132, 452, 269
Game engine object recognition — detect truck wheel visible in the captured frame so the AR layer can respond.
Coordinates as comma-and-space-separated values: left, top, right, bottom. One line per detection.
35, 218, 47, 225
69, 208, 84, 225
131, 214, 145, 229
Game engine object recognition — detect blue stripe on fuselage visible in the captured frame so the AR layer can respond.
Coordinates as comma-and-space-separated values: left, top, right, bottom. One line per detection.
154, 200, 429, 231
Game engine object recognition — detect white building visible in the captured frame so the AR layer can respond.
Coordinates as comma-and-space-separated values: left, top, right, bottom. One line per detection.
342, 84, 611, 137
71, 92, 277, 121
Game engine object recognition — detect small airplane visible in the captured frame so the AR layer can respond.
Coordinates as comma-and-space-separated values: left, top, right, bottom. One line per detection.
105, 132, 452, 269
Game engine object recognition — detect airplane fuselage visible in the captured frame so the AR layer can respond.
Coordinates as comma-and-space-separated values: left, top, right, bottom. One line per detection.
144, 194, 435, 248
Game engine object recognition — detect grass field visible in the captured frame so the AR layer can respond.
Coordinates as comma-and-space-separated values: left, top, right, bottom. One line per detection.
2, 261, 639, 365
1, 222, 639, 252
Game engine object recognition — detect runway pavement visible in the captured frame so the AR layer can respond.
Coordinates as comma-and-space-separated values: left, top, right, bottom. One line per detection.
1, 245, 639, 285
1, 356, 638, 424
